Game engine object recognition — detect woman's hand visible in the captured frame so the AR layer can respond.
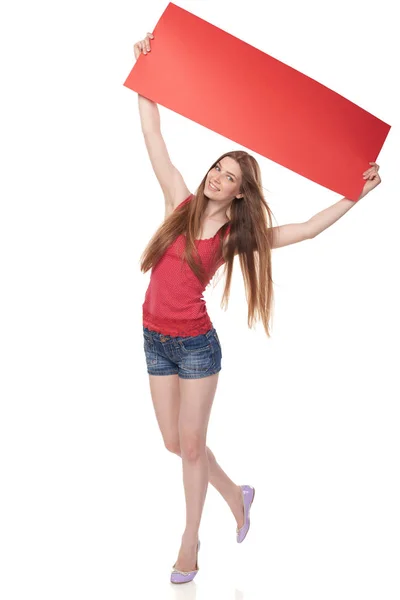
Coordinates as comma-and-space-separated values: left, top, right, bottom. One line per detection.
361, 162, 381, 196
134, 32, 154, 62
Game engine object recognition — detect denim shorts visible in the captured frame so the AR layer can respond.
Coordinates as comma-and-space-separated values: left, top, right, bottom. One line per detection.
143, 325, 222, 379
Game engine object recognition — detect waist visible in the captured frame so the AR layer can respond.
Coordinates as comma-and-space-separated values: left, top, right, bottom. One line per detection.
142, 307, 213, 337
143, 324, 216, 342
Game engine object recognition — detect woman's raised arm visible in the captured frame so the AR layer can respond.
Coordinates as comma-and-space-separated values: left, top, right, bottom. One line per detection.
134, 33, 191, 208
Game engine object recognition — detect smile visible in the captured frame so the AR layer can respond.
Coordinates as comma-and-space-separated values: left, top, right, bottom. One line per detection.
209, 182, 220, 191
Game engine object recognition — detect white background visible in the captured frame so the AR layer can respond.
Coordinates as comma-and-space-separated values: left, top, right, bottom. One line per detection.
1, 1, 399, 598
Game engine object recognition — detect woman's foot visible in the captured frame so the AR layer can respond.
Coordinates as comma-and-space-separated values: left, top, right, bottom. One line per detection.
236, 485, 255, 543
173, 535, 199, 573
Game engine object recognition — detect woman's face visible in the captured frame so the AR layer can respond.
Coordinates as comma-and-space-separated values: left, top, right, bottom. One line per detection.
205, 156, 243, 202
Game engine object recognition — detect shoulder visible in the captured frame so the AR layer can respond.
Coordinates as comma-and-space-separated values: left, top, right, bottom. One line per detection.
174, 194, 193, 210
164, 193, 192, 220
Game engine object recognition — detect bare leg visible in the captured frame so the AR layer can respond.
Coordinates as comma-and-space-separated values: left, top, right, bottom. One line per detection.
206, 446, 244, 529
170, 445, 244, 528
148, 373, 244, 572
173, 374, 244, 573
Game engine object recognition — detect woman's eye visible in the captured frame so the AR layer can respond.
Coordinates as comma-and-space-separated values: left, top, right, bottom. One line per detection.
215, 165, 232, 181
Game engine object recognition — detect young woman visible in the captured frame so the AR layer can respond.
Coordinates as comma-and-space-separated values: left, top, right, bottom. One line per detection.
134, 32, 382, 584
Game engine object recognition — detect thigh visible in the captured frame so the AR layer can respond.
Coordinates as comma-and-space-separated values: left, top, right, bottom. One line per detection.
148, 374, 181, 450
178, 372, 219, 442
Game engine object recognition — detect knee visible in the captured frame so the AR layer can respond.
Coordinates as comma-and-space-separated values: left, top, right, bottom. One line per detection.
164, 438, 181, 456
180, 434, 205, 462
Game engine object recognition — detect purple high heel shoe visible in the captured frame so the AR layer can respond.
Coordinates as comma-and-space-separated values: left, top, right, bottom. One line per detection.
170, 540, 201, 584
236, 485, 255, 543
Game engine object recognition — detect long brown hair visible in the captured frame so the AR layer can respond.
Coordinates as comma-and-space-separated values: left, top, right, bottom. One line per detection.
140, 150, 277, 337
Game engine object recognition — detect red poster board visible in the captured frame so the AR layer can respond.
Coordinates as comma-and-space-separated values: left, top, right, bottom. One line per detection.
124, 3, 391, 201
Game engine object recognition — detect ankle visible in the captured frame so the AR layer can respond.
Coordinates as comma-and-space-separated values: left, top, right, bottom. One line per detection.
182, 531, 199, 545
230, 484, 242, 503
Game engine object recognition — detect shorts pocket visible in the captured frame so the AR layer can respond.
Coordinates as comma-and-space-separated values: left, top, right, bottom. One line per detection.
143, 334, 157, 365
179, 334, 211, 353
213, 330, 221, 346
179, 341, 215, 374
143, 332, 153, 347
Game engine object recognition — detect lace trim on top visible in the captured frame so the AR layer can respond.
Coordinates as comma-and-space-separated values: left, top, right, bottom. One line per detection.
142, 308, 212, 337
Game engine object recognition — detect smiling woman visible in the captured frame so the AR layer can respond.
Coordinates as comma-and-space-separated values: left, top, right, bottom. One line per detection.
204, 156, 244, 220
132, 27, 384, 585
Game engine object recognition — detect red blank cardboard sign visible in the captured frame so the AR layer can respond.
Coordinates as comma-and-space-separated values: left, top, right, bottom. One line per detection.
124, 3, 391, 201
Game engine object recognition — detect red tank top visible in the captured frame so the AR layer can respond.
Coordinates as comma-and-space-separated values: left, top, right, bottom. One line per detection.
142, 194, 231, 337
